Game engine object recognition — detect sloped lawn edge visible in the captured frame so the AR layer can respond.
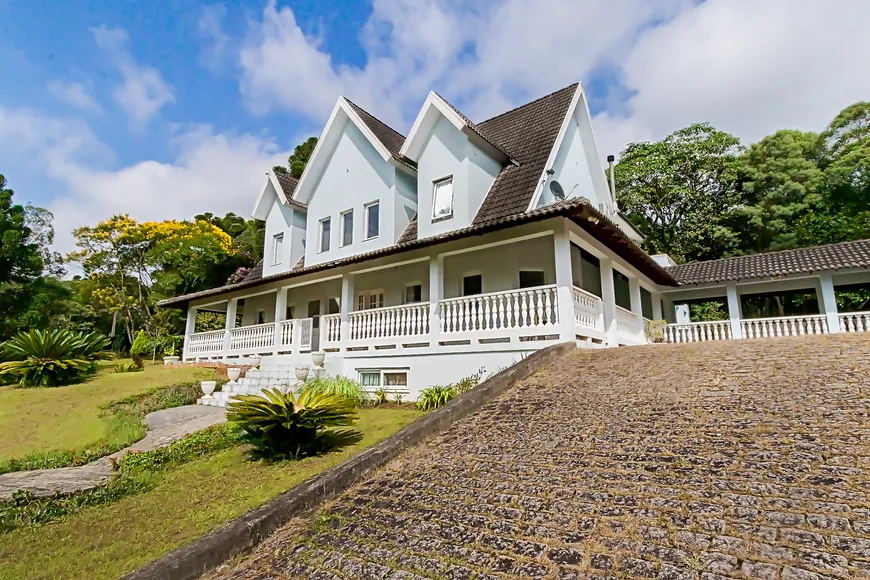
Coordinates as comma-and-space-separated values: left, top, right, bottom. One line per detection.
124, 341, 577, 580
0, 381, 221, 474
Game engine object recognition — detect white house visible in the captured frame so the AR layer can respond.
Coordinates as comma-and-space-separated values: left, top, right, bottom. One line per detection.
159, 83, 870, 405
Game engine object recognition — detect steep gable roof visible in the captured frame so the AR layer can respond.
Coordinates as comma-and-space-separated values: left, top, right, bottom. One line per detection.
432, 92, 517, 161
343, 98, 406, 156
272, 173, 307, 211
472, 83, 579, 225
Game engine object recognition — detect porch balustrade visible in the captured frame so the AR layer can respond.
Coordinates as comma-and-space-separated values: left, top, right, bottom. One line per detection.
572, 286, 604, 333
322, 314, 342, 345
228, 322, 274, 353
348, 302, 430, 341
839, 311, 870, 332
187, 329, 225, 356
615, 305, 644, 340
741, 315, 828, 338
440, 285, 559, 334
664, 320, 732, 343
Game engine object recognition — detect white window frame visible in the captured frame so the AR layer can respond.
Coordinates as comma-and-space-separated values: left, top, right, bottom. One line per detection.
359, 371, 381, 388
319, 217, 331, 253
357, 368, 410, 391
404, 281, 423, 304
462, 271, 483, 296
340, 209, 353, 247
271, 232, 284, 265
364, 200, 380, 240
356, 288, 385, 311
518, 269, 547, 289
432, 176, 454, 221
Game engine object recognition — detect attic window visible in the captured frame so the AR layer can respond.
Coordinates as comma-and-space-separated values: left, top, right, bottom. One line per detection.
271, 233, 284, 265
365, 201, 379, 240
319, 218, 331, 252
432, 177, 454, 221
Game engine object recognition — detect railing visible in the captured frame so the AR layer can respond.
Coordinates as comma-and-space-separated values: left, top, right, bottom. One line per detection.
323, 314, 342, 344
839, 311, 870, 333
615, 305, 643, 339
349, 302, 430, 341
665, 320, 732, 343
572, 286, 604, 332
278, 319, 295, 347
228, 322, 275, 353
741, 315, 828, 338
186, 329, 225, 357
440, 285, 558, 334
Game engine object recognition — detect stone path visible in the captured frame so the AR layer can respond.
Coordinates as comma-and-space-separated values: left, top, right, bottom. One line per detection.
219, 334, 870, 580
0, 405, 225, 500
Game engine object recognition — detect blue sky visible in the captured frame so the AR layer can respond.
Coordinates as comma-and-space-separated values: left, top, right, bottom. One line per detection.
0, 0, 866, 256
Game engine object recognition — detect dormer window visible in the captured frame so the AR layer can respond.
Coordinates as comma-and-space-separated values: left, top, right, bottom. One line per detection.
271, 233, 284, 265
319, 217, 331, 252
432, 176, 454, 221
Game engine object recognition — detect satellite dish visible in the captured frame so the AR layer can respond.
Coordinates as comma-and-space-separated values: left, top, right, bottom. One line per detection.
549, 180, 566, 201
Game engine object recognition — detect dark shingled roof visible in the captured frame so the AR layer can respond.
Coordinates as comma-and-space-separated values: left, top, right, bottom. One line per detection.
434, 92, 517, 161
667, 239, 870, 285
241, 261, 263, 283
273, 173, 307, 210
396, 216, 418, 244
344, 98, 405, 157
159, 197, 677, 308
472, 84, 578, 225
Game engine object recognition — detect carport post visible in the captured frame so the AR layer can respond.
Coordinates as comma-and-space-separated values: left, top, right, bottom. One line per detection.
817, 273, 841, 333
726, 283, 743, 339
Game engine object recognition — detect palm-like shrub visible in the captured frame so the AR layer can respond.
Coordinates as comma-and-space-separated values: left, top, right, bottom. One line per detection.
226, 388, 360, 460
298, 376, 367, 406
416, 384, 457, 411
0, 329, 112, 387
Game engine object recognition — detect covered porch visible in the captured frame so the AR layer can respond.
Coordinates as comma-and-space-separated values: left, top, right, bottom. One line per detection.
180, 218, 667, 361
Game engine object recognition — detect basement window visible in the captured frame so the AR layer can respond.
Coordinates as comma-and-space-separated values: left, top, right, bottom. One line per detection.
359, 372, 381, 387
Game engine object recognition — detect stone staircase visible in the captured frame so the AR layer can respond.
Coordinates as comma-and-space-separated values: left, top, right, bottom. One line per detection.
198, 362, 308, 408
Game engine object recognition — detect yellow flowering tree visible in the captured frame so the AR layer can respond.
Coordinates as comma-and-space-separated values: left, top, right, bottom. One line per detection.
68, 215, 236, 346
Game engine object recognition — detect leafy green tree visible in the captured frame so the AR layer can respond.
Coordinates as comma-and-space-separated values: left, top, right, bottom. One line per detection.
195, 211, 264, 265
273, 136, 318, 179
615, 124, 742, 263
820, 101, 870, 211
727, 130, 824, 254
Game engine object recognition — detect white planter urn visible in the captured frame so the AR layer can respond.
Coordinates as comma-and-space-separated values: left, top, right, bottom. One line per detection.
200, 380, 217, 399
226, 367, 241, 384
311, 351, 326, 368
249, 356, 262, 371
295, 365, 310, 382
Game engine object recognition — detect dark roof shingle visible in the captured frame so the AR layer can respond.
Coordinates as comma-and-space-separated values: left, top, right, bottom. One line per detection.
667, 239, 870, 285
433, 92, 517, 161
273, 173, 307, 210
472, 84, 578, 225
344, 98, 405, 156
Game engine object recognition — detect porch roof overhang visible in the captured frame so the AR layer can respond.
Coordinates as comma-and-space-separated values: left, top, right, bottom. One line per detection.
158, 197, 678, 309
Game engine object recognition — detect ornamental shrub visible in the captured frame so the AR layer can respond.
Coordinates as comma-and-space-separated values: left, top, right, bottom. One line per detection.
299, 376, 367, 406
129, 330, 150, 368
0, 329, 112, 387
227, 388, 360, 460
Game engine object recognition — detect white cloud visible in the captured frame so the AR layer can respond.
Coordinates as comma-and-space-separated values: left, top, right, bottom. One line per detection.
91, 25, 175, 125
0, 106, 286, 258
238, 0, 870, 160
48, 80, 102, 113
198, 4, 230, 71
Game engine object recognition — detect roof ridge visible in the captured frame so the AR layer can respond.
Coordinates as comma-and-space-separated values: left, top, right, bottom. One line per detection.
476, 83, 579, 126
667, 238, 870, 270
342, 97, 406, 141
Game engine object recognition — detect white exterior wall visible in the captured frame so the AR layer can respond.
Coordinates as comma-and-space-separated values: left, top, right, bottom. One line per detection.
394, 171, 418, 241
536, 96, 610, 211
304, 119, 412, 266
285, 279, 342, 318
241, 293, 277, 326
442, 235, 556, 298
415, 116, 501, 240
354, 261, 430, 307
262, 194, 305, 277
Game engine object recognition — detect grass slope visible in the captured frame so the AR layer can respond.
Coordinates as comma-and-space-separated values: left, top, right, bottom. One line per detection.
0, 407, 423, 580
0, 362, 213, 462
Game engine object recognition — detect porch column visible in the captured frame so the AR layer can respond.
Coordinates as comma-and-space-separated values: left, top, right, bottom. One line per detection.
340, 273, 355, 349
274, 288, 287, 355
651, 292, 663, 321
725, 283, 743, 339
183, 306, 197, 360
553, 229, 576, 341
222, 298, 238, 359
817, 273, 840, 333
628, 277, 642, 318
599, 257, 618, 345
662, 295, 676, 323
429, 254, 444, 344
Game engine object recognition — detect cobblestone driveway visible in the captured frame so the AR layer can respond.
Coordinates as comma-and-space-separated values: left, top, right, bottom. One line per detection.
221, 335, 870, 579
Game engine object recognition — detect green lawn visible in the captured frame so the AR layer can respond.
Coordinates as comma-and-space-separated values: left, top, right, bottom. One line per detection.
0, 407, 423, 580
0, 362, 214, 462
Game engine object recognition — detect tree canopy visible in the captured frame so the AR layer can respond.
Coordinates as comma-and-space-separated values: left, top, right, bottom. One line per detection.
273, 136, 318, 178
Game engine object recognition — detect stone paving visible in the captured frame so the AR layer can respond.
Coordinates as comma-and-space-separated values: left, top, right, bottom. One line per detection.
219, 334, 870, 580
0, 405, 225, 500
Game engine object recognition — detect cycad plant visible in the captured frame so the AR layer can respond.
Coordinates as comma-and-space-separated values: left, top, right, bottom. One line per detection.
0, 329, 112, 387
226, 388, 360, 460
